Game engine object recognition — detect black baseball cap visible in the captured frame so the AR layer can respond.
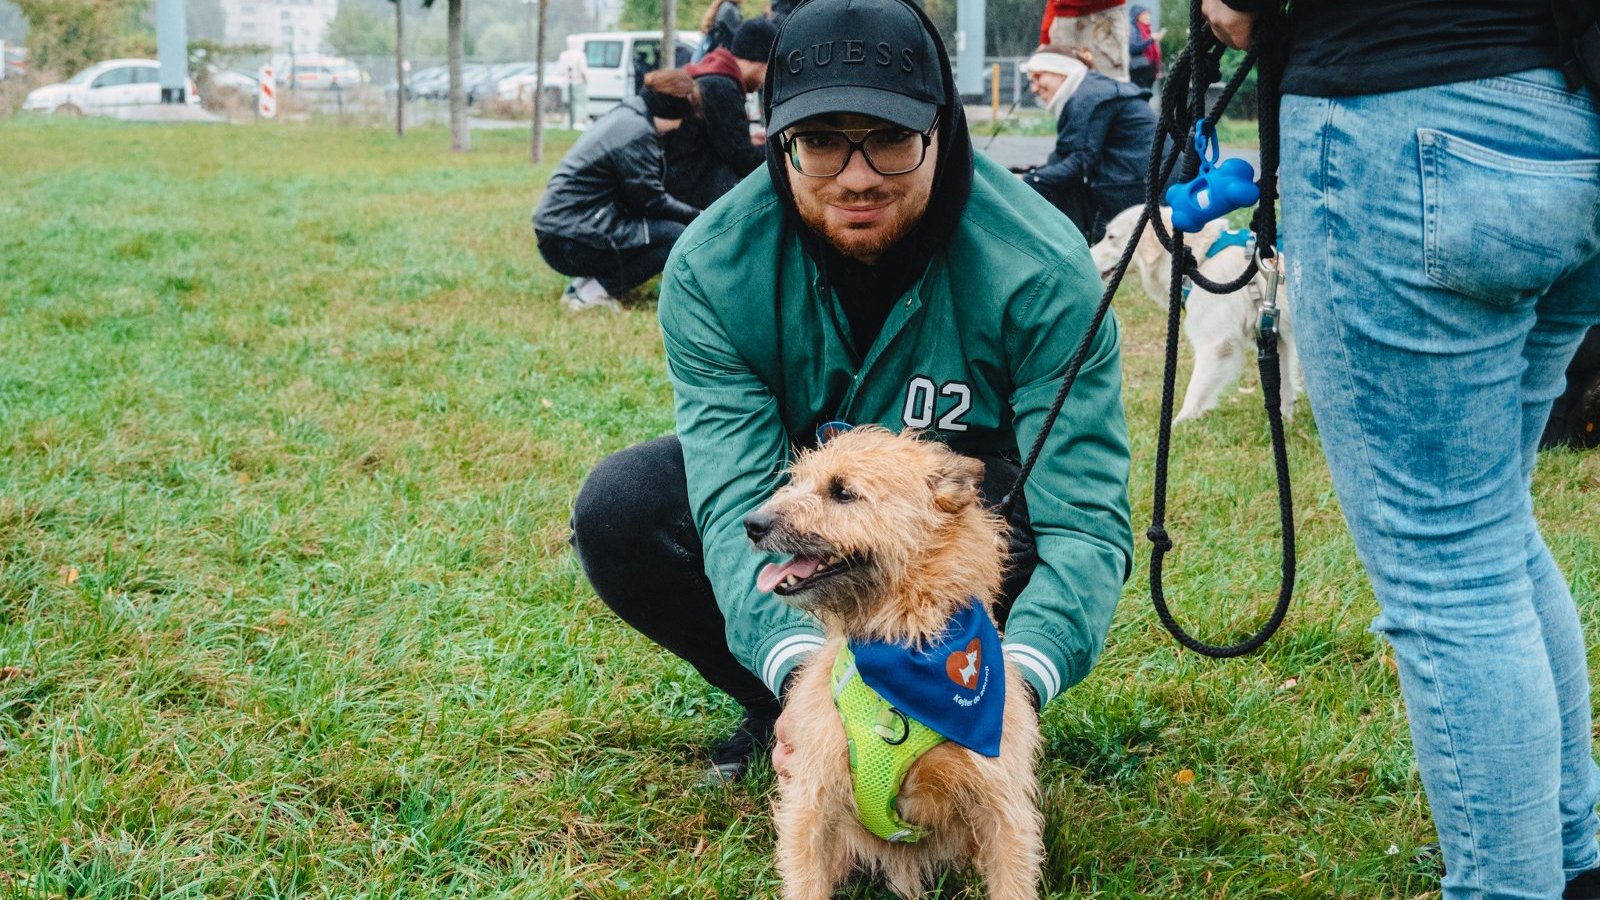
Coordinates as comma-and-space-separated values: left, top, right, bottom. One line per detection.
731, 18, 778, 62
766, 0, 947, 135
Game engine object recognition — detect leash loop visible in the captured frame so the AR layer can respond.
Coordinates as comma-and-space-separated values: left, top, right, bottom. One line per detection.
1005, 0, 1297, 659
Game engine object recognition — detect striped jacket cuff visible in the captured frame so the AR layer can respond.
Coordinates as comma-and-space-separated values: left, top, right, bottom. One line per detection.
758, 629, 826, 697
1004, 641, 1064, 707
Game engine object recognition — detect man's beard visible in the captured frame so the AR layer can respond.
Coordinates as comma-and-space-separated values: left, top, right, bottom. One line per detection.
793, 186, 922, 264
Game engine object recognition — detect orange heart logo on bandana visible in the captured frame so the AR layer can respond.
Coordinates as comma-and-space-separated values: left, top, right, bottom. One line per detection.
945, 638, 982, 690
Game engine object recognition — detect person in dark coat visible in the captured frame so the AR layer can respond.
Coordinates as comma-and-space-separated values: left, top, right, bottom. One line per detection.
1128, 4, 1164, 89
698, 0, 745, 57
665, 19, 776, 210
533, 69, 703, 311
1018, 44, 1157, 242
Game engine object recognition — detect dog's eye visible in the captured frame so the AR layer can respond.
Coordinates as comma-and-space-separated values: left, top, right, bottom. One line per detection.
828, 479, 855, 503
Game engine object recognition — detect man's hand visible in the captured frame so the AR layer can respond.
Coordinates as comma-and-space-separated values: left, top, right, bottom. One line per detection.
772, 707, 795, 782
1201, 0, 1255, 50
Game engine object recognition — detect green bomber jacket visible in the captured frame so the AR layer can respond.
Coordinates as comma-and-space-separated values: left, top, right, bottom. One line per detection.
657, 153, 1133, 706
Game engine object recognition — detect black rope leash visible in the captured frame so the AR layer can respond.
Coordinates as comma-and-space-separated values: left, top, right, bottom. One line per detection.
1002, 0, 1296, 658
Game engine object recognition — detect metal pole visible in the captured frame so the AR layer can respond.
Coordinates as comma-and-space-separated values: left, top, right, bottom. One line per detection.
532, 0, 549, 163
990, 62, 999, 121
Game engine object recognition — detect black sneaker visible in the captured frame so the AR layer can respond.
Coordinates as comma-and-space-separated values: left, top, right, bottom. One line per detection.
703, 709, 777, 784
1567, 867, 1600, 899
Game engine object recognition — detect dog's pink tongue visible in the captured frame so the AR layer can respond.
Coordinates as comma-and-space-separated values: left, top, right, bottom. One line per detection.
757, 557, 823, 593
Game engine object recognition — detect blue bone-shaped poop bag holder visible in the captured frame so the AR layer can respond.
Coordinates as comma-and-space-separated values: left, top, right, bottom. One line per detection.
1165, 120, 1261, 233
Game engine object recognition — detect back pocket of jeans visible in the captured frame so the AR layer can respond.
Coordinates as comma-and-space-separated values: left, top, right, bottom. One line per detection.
1420, 128, 1600, 307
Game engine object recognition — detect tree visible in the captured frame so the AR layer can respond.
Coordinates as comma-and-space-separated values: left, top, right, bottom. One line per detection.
531, 0, 547, 163
619, 0, 708, 32
986, 0, 1044, 57
327, 4, 393, 57
446, 0, 466, 151
13, 0, 148, 76
392, 0, 405, 137
476, 20, 518, 59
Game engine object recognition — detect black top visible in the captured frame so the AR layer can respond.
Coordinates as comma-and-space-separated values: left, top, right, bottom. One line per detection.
1225, 0, 1561, 96
664, 63, 765, 209
532, 97, 700, 250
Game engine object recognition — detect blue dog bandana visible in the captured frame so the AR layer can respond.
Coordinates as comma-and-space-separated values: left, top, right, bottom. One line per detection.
849, 599, 1005, 758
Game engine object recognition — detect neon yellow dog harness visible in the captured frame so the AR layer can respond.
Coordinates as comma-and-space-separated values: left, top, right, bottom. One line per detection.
831, 646, 946, 842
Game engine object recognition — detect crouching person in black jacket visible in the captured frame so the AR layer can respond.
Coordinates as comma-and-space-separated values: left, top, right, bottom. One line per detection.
534, 69, 703, 312
1018, 44, 1157, 243
665, 19, 775, 210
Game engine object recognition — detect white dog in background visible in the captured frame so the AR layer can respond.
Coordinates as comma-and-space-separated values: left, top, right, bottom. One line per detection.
1090, 204, 1302, 423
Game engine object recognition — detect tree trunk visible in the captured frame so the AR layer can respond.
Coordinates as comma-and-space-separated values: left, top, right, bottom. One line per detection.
531, 0, 549, 163
394, 0, 405, 137
448, 0, 469, 152
662, 0, 675, 69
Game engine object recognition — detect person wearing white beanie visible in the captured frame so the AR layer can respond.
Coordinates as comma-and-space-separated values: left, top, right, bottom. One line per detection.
1017, 44, 1157, 242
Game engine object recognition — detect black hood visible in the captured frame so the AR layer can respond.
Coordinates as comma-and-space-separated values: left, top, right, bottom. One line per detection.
760, 0, 974, 329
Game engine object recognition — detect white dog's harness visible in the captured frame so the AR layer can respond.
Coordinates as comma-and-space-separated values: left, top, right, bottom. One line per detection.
1181, 229, 1280, 313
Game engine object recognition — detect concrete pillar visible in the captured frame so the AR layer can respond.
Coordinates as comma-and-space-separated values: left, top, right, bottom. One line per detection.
954, 0, 985, 98
158, 0, 189, 103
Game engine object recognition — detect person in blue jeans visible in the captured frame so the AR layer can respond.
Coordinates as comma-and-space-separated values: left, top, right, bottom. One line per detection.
1204, 1, 1600, 897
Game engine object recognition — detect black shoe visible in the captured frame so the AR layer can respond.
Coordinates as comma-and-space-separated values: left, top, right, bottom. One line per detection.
1567, 867, 1600, 899
703, 708, 777, 784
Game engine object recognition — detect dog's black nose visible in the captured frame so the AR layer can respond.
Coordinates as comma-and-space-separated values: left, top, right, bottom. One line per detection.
744, 510, 774, 544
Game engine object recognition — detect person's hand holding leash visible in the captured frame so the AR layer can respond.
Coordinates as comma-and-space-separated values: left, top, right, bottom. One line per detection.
1200, 0, 1254, 50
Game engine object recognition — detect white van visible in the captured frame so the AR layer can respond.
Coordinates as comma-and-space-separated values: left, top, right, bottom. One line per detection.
571, 30, 701, 118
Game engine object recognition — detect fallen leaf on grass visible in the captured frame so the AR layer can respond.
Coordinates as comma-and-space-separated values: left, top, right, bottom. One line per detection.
1175, 768, 1195, 785
59, 566, 78, 585
692, 837, 707, 858
1278, 676, 1299, 691
0, 667, 28, 681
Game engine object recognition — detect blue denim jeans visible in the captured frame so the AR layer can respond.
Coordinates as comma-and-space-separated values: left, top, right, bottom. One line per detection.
1279, 69, 1600, 898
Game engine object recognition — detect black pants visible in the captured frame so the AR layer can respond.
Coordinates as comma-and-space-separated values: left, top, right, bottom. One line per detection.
1542, 325, 1600, 450
536, 220, 687, 296
1036, 178, 1147, 245
569, 435, 1039, 715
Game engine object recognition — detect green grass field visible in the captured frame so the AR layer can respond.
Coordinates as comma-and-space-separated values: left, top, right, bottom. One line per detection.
1, 119, 1596, 899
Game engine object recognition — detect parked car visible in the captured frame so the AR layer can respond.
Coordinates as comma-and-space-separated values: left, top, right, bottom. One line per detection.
568, 30, 700, 117
384, 64, 446, 101
277, 55, 366, 90
22, 59, 200, 115
409, 63, 478, 101
465, 62, 527, 104
495, 62, 568, 108
204, 65, 260, 97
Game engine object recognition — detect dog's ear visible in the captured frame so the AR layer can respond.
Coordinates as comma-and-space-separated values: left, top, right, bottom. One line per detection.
931, 453, 985, 513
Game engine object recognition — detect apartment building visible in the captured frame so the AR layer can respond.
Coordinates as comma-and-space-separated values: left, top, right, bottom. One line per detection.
221, 0, 339, 54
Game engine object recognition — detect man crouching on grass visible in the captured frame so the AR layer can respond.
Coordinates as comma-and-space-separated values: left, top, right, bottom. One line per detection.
570, 0, 1132, 784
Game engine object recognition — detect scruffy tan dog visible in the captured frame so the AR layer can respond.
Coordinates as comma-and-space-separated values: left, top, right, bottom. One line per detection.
743, 427, 1044, 900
